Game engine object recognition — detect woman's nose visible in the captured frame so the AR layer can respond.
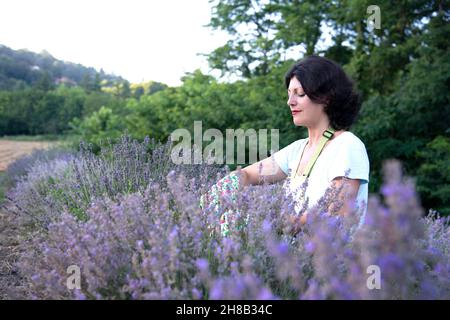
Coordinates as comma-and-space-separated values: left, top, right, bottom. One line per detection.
287, 94, 296, 106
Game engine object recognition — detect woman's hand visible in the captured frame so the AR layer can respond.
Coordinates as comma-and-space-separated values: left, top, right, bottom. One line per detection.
287, 214, 308, 236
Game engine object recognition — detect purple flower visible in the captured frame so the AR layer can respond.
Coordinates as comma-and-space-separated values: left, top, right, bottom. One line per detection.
305, 241, 316, 254
196, 259, 209, 272
7, 138, 448, 300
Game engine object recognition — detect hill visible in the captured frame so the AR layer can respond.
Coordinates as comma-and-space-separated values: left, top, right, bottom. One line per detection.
0, 44, 125, 90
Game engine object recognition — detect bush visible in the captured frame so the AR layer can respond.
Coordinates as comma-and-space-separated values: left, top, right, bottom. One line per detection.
7, 135, 224, 231
69, 106, 125, 152
6, 136, 450, 299
2, 146, 75, 190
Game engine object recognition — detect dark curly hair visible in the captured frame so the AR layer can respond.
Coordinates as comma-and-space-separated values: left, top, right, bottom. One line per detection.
285, 56, 361, 131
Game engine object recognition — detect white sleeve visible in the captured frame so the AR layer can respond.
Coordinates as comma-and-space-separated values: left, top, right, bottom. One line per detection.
327, 139, 370, 183
273, 140, 301, 175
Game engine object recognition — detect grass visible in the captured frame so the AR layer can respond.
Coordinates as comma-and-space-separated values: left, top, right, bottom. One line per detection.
0, 134, 83, 142
0, 134, 62, 142
0, 134, 82, 150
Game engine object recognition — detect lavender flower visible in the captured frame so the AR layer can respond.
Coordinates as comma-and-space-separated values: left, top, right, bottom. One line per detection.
4, 136, 448, 300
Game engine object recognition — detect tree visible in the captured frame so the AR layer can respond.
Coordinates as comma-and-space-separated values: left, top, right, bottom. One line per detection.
133, 86, 145, 100
71, 106, 125, 150
81, 73, 93, 92
34, 71, 54, 92
416, 136, 450, 216
120, 80, 131, 98
93, 73, 102, 92
207, 0, 284, 78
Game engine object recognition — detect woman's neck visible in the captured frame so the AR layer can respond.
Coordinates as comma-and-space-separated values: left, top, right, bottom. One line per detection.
306, 121, 332, 148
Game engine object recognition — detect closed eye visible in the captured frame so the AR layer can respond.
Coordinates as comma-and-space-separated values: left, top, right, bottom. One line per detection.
288, 93, 305, 98
288, 89, 306, 98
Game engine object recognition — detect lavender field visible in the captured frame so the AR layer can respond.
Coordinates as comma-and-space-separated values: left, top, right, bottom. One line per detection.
1, 136, 449, 299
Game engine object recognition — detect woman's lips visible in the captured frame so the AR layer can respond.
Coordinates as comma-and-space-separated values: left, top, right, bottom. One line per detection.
291, 110, 302, 116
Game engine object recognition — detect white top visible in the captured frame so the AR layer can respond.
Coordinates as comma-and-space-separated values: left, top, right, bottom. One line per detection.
273, 131, 370, 224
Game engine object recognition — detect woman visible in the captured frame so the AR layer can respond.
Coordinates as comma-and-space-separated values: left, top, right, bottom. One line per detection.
202, 55, 370, 234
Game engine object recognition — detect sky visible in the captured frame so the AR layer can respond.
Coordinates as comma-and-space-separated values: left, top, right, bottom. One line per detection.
0, 0, 231, 86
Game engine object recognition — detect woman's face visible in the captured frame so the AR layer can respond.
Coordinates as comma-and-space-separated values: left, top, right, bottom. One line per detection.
287, 76, 326, 127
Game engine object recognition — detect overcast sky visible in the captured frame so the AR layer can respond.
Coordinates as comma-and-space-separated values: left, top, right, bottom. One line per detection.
0, 0, 231, 86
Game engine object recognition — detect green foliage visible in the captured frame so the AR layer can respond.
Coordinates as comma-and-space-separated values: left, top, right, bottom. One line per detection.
82, 91, 116, 116
0, 86, 84, 135
70, 106, 125, 150
123, 66, 304, 166
0, 83, 130, 137
416, 136, 450, 216
207, 0, 284, 77
130, 81, 168, 99
81, 73, 102, 93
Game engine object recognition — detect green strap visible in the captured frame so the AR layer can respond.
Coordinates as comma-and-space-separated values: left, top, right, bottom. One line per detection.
296, 128, 336, 179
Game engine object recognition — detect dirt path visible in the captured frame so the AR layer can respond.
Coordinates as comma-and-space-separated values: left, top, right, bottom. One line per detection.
0, 140, 54, 298
0, 140, 53, 171
0, 209, 27, 299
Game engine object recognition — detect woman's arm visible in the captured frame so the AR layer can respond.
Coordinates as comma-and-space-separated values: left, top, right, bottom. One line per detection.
233, 155, 287, 188
328, 177, 361, 217
289, 177, 360, 234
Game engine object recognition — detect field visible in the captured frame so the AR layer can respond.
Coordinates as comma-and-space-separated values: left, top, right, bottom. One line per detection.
0, 137, 448, 300
0, 140, 53, 172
